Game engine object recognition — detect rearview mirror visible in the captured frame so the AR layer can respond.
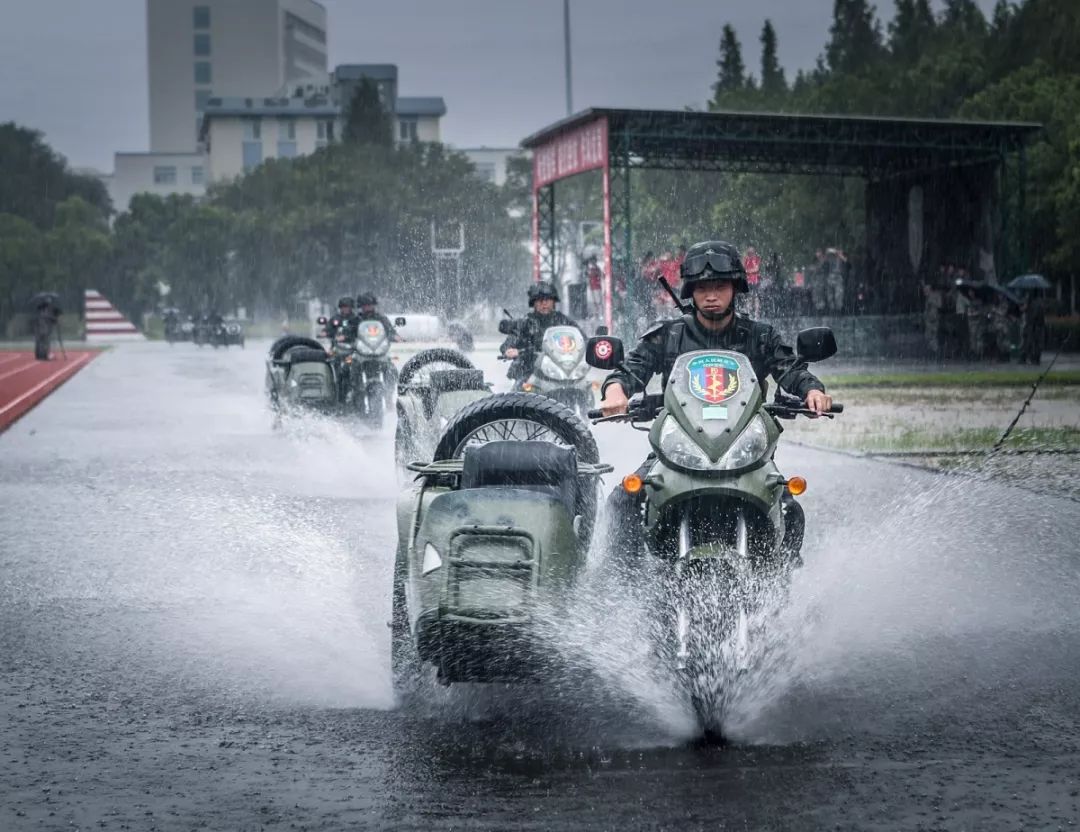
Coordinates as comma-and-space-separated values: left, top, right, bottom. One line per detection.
394, 317, 406, 327
595, 325, 609, 336
796, 327, 837, 362
498, 319, 520, 336
316, 316, 327, 325
585, 335, 624, 370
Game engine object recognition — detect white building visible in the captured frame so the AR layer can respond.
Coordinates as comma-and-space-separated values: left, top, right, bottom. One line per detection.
107, 0, 327, 213
148, 0, 327, 153
200, 67, 446, 184
457, 147, 521, 186
110, 153, 207, 212
201, 96, 338, 183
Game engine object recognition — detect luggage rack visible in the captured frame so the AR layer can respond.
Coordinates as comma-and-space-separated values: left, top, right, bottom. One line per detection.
406, 459, 614, 476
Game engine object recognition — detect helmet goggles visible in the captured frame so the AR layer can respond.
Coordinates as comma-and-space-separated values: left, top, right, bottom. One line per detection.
681, 249, 741, 279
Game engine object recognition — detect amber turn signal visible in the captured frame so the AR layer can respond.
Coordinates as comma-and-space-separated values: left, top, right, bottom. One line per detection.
786, 476, 807, 496
622, 473, 644, 494
522, 383, 535, 392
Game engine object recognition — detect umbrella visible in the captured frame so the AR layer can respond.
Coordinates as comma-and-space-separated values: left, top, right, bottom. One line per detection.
1006, 273, 1052, 291
28, 291, 60, 310
955, 280, 1021, 308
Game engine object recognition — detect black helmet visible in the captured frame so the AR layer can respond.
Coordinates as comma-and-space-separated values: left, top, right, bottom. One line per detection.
679, 241, 749, 298
337, 296, 354, 309
356, 292, 377, 307
527, 281, 560, 306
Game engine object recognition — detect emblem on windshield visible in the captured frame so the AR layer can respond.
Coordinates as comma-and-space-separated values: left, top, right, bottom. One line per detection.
555, 334, 578, 353
687, 354, 740, 405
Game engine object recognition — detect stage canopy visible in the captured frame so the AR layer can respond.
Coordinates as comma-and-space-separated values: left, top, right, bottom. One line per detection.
520, 107, 1041, 329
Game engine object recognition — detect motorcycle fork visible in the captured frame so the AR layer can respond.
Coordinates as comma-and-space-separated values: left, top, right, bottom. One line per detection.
673, 507, 750, 672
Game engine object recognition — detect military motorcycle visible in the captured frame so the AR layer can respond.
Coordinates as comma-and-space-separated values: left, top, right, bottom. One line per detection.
394, 348, 491, 466
220, 318, 245, 348
584, 327, 842, 740
498, 317, 598, 418
391, 392, 612, 694
327, 316, 398, 428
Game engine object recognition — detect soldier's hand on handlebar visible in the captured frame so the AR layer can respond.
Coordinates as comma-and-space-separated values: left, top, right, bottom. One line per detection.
805, 389, 833, 415
504, 347, 520, 359
600, 384, 630, 417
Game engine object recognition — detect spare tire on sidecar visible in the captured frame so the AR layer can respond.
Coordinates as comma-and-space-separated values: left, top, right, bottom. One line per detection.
394, 348, 490, 466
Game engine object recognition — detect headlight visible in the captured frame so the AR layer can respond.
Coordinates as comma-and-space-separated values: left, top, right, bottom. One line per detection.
658, 416, 712, 469
539, 355, 569, 380
658, 414, 770, 472
718, 415, 770, 470
422, 543, 443, 575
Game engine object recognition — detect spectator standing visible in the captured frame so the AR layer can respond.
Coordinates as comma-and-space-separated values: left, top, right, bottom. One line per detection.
744, 246, 762, 315
1019, 291, 1046, 365
825, 248, 846, 313
32, 295, 61, 361
922, 280, 944, 356
585, 255, 603, 318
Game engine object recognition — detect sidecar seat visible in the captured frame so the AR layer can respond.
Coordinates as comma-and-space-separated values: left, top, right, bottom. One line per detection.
286, 347, 329, 364
420, 369, 488, 418
460, 440, 577, 517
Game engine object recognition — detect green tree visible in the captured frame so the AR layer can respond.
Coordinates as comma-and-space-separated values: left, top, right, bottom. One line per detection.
889, 0, 936, 65
0, 213, 45, 328
759, 20, 787, 98
0, 123, 110, 227
43, 196, 112, 303
343, 79, 394, 147
825, 0, 885, 75
712, 24, 748, 104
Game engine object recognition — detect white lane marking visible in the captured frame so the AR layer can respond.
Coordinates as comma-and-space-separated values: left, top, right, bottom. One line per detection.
0, 353, 93, 419
0, 353, 26, 367
0, 359, 41, 383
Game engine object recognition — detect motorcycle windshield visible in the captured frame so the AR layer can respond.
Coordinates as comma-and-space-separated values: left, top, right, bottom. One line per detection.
355, 321, 389, 356
542, 326, 585, 371
662, 350, 762, 461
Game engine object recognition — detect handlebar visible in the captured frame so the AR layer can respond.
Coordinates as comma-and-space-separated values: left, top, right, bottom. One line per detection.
590, 400, 843, 423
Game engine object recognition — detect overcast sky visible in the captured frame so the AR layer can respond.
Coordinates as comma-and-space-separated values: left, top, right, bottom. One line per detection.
2, 0, 997, 172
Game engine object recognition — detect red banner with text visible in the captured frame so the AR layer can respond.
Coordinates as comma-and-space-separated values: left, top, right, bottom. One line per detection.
532, 117, 609, 190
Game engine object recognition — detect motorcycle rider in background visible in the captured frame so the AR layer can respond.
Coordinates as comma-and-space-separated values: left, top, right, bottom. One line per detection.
328, 296, 360, 341
499, 281, 579, 381
599, 240, 833, 559
354, 292, 402, 342
326, 296, 360, 400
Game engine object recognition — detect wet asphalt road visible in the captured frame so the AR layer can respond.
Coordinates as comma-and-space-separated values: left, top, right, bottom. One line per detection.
2, 341, 1079, 831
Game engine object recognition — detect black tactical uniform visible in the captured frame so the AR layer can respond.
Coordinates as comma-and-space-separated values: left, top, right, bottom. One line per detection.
329, 313, 361, 341
603, 240, 826, 562
602, 312, 824, 402
500, 281, 578, 380
354, 292, 398, 340
500, 310, 578, 380
356, 312, 398, 340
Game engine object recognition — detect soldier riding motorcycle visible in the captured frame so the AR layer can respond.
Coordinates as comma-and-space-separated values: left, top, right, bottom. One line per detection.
590, 241, 842, 740
323, 295, 398, 428
499, 282, 595, 416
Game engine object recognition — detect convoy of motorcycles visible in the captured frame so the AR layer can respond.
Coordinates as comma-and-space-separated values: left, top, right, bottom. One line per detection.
265, 313, 400, 428
261, 308, 842, 741
164, 311, 245, 348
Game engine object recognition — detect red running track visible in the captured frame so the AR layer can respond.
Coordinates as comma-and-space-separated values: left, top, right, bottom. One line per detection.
0, 351, 99, 432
